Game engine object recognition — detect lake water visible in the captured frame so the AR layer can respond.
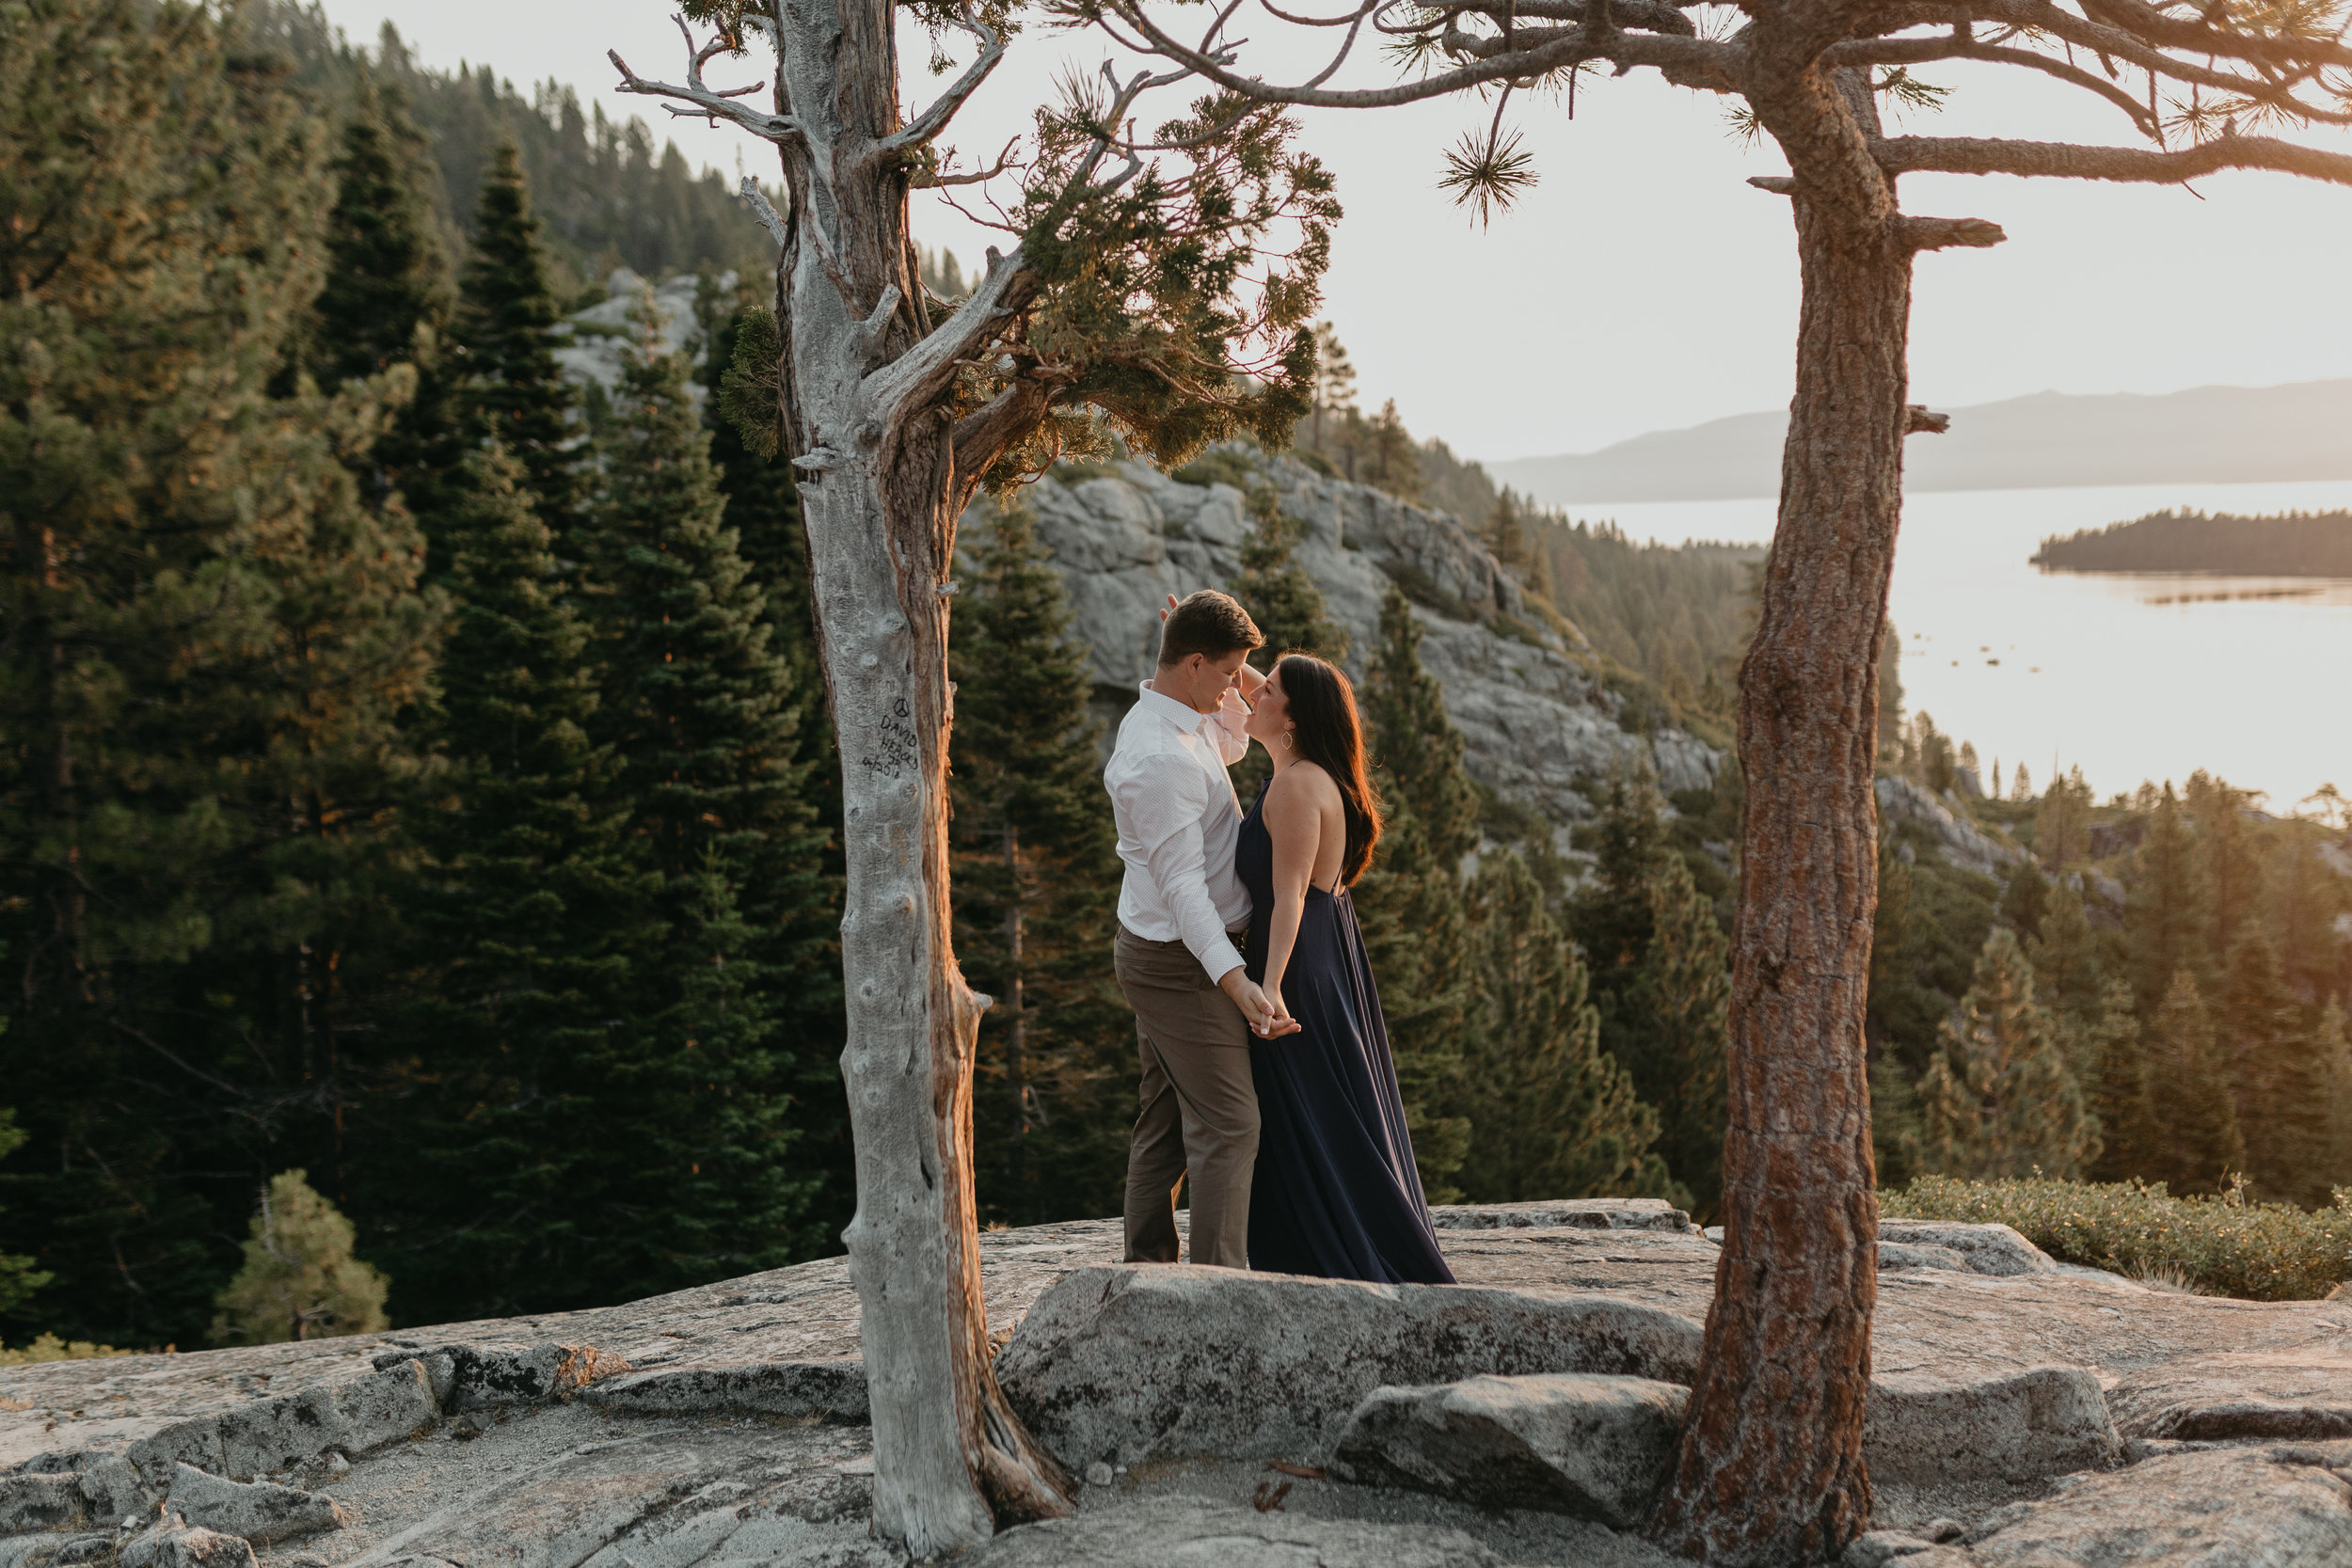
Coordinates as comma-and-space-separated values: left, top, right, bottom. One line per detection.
1585, 480, 2352, 810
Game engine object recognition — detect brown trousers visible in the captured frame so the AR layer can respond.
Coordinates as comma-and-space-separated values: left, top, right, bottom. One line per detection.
1115, 925, 1258, 1269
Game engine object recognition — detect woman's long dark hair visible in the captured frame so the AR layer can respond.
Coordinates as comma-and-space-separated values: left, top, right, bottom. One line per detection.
1275, 655, 1383, 886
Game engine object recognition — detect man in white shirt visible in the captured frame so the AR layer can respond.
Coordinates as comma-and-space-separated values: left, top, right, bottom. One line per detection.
1104, 590, 1293, 1269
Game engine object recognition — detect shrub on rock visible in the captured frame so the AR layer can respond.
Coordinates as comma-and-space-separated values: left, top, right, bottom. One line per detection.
1883, 1174, 2352, 1301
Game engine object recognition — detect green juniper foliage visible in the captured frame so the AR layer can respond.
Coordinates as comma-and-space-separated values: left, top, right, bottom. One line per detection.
964, 81, 1340, 487
949, 503, 1130, 1226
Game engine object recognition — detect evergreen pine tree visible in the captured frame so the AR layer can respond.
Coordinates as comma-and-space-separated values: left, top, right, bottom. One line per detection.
1226, 483, 1349, 664
2128, 785, 2212, 1012
1365, 399, 1422, 500
2000, 863, 2050, 947
308, 66, 456, 515
1351, 583, 1477, 1198
1566, 771, 1729, 1213
2033, 768, 2094, 869
2276, 834, 2351, 1008
2027, 878, 2105, 1030
2146, 970, 2246, 1196
949, 503, 1130, 1225
209, 1170, 389, 1345
2083, 978, 2155, 1182
1917, 927, 2100, 1179
2220, 927, 2331, 1206
1456, 853, 1674, 1203
698, 277, 816, 687
1624, 854, 1731, 1213
374, 443, 646, 1322
1486, 489, 1531, 575
574, 303, 838, 1289
1361, 582, 1480, 864
452, 139, 578, 522
0, 1105, 51, 1318
310, 69, 453, 395
2187, 771, 2265, 957
2319, 1003, 2352, 1195
1, 0, 437, 1346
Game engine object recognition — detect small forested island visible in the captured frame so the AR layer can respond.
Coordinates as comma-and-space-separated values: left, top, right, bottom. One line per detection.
2032, 507, 2352, 576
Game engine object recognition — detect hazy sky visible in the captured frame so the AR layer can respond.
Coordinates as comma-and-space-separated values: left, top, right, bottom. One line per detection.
316, 1, 2352, 461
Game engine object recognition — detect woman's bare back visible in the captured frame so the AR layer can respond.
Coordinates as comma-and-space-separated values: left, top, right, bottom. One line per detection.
1263, 759, 1347, 893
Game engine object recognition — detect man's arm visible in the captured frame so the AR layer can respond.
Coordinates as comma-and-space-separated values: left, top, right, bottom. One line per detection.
1112, 761, 1244, 983
1108, 761, 1295, 1035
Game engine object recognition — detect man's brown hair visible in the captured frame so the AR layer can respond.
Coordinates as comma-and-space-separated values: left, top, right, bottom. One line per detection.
1156, 589, 1263, 668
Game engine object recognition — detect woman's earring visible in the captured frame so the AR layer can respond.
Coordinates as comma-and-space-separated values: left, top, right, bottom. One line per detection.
1281, 730, 1295, 752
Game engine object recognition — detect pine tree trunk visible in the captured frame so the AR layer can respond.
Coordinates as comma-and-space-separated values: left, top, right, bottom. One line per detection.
1006, 822, 1028, 1192
1649, 169, 1908, 1563
765, 0, 1072, 1551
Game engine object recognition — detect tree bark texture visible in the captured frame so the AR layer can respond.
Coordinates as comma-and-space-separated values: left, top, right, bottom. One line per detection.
1649, 57, 1906, 1568
762, 0, 1073, 1552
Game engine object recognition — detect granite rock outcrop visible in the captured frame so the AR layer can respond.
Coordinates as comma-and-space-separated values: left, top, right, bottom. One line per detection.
6, 1204, 2349, 1566
996, 459, 1720, 821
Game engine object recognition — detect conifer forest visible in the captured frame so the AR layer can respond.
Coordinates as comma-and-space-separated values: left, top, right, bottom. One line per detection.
5, 0, 2351, 1360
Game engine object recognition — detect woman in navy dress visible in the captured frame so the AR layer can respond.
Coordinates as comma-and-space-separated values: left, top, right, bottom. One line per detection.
1236, 654, 1454, 1285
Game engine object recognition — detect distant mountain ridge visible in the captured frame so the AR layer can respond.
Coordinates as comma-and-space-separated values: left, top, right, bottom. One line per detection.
1488, 379, 2352, 505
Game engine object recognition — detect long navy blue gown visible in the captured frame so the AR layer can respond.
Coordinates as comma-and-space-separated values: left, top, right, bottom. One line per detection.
1239, 784, 1455, 1284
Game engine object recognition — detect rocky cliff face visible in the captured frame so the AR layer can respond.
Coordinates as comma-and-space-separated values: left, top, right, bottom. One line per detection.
546, 279, 1719, 827
551, 268, 719, 404
990, 456, 1720, 824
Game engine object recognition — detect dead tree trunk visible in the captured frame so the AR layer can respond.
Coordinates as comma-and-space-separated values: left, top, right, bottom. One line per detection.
615, 6, 1330, 1548
755, 0, 1072, 1552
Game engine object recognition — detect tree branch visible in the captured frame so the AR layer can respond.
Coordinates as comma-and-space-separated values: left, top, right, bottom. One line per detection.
877, 8, 1007, 156
1450, 0, 1698, 36
610, 43, 800, 142
1092, 2, 1734, 108
862, 245, 1028, 421
1875, 130, 2352, 185
1821, 35, 2159, 135
1962, 0, 2352, 120
914, 137, 1020, 188
952, 377, 1058, 478
2078, 0, 2352, 73
738, 176, 790, 247
1898, 214, 2007, 250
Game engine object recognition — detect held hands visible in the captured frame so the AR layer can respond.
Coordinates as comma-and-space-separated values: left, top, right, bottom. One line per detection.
1219, 967, 1302, 1037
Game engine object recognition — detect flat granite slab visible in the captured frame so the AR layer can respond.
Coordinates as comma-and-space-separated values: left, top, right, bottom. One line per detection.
7, 1208, 2346, 1471
6, 1204, 2351, 1568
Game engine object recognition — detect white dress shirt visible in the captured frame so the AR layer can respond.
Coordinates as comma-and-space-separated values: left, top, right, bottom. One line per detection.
1105, 680, 1255, 983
